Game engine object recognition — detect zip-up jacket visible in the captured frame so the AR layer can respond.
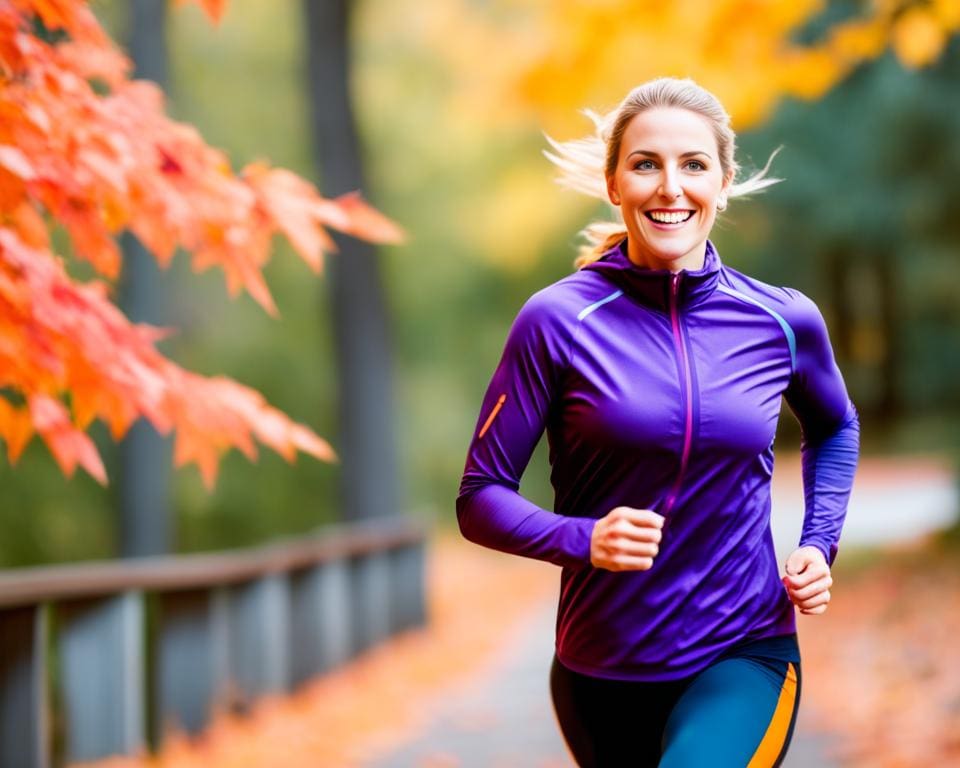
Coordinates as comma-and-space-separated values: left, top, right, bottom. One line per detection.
456, 239, 860, 682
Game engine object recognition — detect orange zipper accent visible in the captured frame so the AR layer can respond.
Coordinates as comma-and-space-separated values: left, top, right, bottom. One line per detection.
478, 394, 507, 438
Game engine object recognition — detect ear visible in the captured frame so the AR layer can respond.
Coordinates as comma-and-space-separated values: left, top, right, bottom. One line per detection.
721, 168, 735, 195
606, 175, 620, 206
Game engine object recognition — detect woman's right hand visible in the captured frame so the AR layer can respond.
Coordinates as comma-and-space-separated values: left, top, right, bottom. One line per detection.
590, 506, 664, 571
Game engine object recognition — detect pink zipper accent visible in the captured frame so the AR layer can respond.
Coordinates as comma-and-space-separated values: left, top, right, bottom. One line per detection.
663, 273, 694, 516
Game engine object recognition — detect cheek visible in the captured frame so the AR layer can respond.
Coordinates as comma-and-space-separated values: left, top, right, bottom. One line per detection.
690, 181, 725, 211
620, 176, 658, 201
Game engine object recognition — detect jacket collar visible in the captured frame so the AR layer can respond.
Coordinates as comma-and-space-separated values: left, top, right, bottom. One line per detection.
582, 238, 722, 312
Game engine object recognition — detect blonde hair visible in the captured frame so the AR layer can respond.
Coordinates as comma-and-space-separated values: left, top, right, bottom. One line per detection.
544, 77, 782, 267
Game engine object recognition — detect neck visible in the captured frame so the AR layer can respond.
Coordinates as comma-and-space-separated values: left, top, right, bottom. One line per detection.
626, 239, 707, 273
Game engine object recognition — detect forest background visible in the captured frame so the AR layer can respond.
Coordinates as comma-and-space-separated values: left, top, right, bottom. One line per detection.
1, 0, 958, 566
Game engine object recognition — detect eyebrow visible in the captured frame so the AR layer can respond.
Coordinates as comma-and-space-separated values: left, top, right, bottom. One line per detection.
626, 150, 713, 160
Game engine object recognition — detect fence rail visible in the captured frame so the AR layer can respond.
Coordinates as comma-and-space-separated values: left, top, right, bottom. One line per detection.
0, 517, 427, 767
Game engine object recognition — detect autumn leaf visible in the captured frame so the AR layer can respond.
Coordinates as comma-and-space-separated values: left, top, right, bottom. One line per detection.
332, 191, 408, 245
28, 393, 107, 483
174, 0, 228, 25
243, 163, 337, 273
0, 398, 34, 462
0, 0, 403, 485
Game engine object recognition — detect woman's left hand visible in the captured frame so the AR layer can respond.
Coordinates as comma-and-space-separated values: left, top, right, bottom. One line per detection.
782, 546, 832, 615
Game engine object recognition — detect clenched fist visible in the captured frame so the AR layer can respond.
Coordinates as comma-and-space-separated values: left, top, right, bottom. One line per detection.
782, 546, 833, 615
590, 506, 664, 572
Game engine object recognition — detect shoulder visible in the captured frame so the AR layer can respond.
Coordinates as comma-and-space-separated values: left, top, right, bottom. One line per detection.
513, 268, 623, 336
718, 265, 827, 336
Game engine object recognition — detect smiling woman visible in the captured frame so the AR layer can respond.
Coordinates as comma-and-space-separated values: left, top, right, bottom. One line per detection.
456, 77, 860, 768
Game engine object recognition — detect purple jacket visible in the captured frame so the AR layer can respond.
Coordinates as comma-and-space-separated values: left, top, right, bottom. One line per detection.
457, 239, 859, 681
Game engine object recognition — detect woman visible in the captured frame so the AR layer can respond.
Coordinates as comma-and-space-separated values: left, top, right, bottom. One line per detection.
456, 77, 859, 767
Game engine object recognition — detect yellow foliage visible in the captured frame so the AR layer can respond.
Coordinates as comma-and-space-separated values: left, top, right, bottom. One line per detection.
827, 18, 890, 63
412, 0, 960, 134
932, 0, 960, 28
462, 163, 591, 272
892, 7, 948, 69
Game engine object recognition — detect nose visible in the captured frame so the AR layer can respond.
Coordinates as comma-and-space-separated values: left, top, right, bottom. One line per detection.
659, 169, 682, 201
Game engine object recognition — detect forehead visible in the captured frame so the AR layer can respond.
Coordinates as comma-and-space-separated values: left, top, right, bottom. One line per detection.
619, 107, 718, 157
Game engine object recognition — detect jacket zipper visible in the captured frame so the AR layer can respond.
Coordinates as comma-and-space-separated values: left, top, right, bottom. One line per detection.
663, 272, 694, 517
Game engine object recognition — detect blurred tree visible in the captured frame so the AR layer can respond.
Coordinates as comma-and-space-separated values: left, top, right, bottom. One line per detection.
0, 1, 403, 490
304, 0, 398, 521
117, 0, 173, 556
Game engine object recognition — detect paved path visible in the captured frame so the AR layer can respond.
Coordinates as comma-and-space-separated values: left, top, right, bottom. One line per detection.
366, 602, 839, 768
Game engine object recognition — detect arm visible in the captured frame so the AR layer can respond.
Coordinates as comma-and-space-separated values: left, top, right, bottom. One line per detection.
456, 293, 595, 568
781, 291, 859, 613
783, 290, 860, 567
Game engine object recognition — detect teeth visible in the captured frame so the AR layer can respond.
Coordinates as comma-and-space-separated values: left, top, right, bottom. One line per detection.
648, 210, 692, 224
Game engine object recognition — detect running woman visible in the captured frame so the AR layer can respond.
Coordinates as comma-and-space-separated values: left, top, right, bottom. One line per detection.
456, 77, 859, 767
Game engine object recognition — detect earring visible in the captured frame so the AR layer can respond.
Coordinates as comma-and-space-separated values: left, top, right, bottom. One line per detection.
717, 196, 727, 212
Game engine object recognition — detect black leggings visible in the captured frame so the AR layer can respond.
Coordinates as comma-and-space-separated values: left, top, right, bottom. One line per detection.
550, 645, 801, 767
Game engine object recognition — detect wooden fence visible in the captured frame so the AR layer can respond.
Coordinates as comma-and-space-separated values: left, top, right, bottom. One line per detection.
0, 517, 427, 767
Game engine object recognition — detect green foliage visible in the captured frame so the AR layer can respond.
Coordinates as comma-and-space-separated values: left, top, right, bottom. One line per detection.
732, 39, 960, 445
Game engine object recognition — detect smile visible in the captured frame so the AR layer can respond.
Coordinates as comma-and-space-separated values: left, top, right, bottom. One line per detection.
645, 210, 694, 224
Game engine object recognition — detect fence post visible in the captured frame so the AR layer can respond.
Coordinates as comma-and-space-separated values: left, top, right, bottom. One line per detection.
57, 591, 145, 762
351, 550, 392, 654
288, 557, 352, 687
0, 605, 49, 768
391, 540, 427, 633
227, 574, 290, 704
154, 587, 231, 739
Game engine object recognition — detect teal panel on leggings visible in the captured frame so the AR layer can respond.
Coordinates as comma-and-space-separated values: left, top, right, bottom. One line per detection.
659, 656, 797, 768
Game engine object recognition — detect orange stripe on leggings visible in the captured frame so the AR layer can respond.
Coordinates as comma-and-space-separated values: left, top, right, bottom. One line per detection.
747, 662, 798, 768
478, 394, 506, 438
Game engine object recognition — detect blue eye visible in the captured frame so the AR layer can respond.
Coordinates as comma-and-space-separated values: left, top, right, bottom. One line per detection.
634, 159, 656, 171
685, 160, 706, 171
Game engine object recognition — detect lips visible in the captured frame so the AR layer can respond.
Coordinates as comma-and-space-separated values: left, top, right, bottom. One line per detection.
645, 210, 694, 224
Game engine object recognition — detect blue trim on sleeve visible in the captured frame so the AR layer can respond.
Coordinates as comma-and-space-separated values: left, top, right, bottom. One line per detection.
716, 284, 797, 372
577, 290, 623, 321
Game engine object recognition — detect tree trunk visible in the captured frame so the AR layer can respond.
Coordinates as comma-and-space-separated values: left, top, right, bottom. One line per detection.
875, 246, 901, 423
302, 0, 398, 520
118, 0, 173, 556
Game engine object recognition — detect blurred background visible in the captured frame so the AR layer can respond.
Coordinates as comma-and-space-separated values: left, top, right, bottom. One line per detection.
3, 0, 957, 565
2, 0, 958, 765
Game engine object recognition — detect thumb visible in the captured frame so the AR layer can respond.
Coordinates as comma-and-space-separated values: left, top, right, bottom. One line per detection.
785, 549, 812, 577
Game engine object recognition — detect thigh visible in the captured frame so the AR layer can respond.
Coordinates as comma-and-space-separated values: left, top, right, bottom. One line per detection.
550, 655, 683, 768
659, 656, 801, 768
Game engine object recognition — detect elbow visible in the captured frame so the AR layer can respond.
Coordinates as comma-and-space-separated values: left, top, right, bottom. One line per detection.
455, 489, 481, 545
842, 399, 860, 432
836, 400, 861, 450
805, 399, 860, 448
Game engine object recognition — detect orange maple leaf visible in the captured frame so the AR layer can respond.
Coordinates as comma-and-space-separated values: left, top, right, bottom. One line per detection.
0, 398, 34, 462
174, 0, 228, 25
29, 393, 107, 484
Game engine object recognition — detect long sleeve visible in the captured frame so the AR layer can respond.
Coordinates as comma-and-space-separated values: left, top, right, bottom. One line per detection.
456, 292, 595, 568
783, 291, 860, 565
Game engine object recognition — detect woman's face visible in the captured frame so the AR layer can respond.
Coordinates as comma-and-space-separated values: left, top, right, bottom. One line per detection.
606, 107, 733, 273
